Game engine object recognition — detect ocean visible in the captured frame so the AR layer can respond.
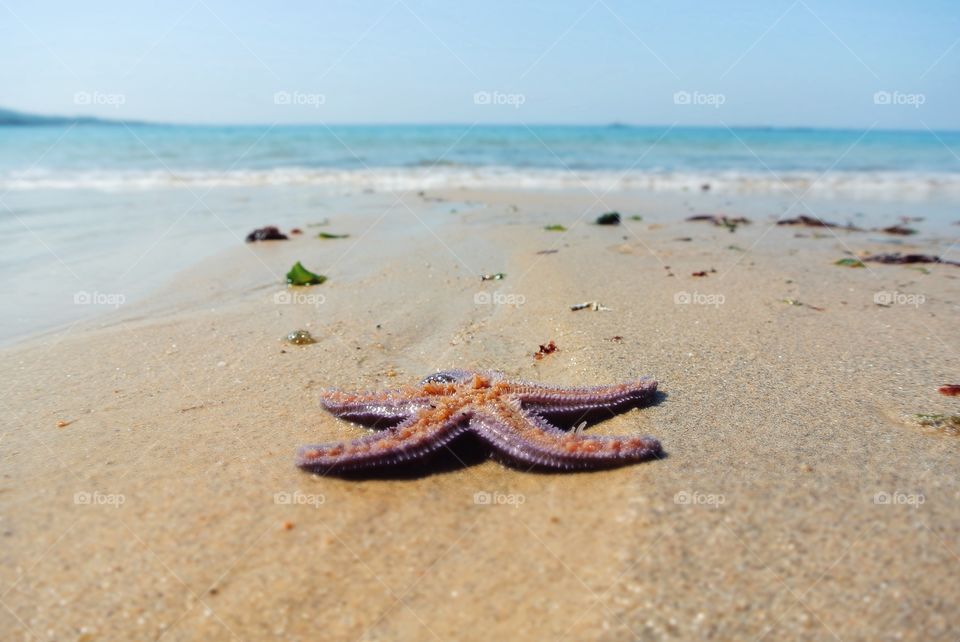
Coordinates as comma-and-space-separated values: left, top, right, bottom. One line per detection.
2, 124, 960, 196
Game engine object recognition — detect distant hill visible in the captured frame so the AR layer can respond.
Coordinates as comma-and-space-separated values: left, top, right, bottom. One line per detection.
0, 107, 147, 126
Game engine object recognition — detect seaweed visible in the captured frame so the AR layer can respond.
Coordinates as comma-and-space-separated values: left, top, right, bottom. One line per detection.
777, 215, 861, 231
245, 226, 288, 242
595, 212, 621, 225
834, 258, 865, 268
687, 214, 750, 232
317, 232, 349, 239
544, 224, 567, 231
480, 273, 506, 281
286, 261, 327, 286
879, 225, 917, 236
864, 253, 960, 267
533, 340, 558, 360
915, 414, 960, 435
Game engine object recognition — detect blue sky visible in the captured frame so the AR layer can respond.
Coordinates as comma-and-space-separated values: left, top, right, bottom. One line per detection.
1, 0, 957, 128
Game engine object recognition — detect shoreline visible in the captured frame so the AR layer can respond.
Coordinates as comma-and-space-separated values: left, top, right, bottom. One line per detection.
2, 186, 959, 640
3, 185, 957, 347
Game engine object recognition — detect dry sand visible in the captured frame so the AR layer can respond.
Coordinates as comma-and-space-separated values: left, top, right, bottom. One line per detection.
2, 188, 959, 641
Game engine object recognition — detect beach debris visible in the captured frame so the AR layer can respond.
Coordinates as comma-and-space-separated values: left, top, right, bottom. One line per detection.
536, 249, 559, 255
480, 272, 506, 281
777, 215, 861, 230
727, 244, 745, 251
879, 224, 917, 236
534, 340, 558, 360
914, 414, 960, 436
286, 261, 327, 286
570, 301, 611, 312
282, 521, 295, 530
607, 335, 624, 343
834, 258, 866, 268
863, 252, 960, 267
687, 214, 750, 232
290, 228, 303, 235
629, 215, 643, 221
595, 212, 621, 225
544, 224, 567, 231
56, 419, 74, 428
700, 183, 711, 191
939, 384, 960, 397
286, 330, 317, 345
691, 269, 716, 277
317, 232, 349, 239
674, 237, 693, 242
782, 298, 825, 312
245, 226, 288, 242
296, 370, 660, 473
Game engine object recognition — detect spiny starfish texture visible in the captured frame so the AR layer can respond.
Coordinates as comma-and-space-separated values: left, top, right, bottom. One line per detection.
297, 370, 661, 474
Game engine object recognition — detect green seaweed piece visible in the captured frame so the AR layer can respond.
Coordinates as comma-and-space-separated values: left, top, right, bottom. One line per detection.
286, 261, 327, 286
544, 224, 567, 232
914, 414, 960, 435
834, 258, 865, 268
317, 232, 349, 239
629, 215, 643, 221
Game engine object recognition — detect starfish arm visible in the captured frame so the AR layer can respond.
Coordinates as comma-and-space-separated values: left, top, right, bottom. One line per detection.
471, 402, 661, 470
508, 377, 658, 415
318, 387, 432, 425
297, 409, 470, 474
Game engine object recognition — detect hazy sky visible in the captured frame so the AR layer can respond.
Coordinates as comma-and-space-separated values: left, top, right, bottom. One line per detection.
1, 0, 957, 129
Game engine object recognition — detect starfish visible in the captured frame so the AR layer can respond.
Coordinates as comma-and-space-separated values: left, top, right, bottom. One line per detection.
297, 370, 661, 474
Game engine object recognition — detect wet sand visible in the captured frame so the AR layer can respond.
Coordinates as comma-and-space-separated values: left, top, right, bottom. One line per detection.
2, 188, 959, 641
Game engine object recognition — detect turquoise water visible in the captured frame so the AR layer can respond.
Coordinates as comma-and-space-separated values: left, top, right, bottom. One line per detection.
2, 125, 960, 194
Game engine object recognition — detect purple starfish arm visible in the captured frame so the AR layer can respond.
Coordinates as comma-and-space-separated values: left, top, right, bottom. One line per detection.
297, 409, 470, 473
318, 387, 433, 425
510, 378, 658, 415
471, 400, 661, 470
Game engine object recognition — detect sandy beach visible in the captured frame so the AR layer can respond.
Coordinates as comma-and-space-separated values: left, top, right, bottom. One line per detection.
2, 186, 958, 641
